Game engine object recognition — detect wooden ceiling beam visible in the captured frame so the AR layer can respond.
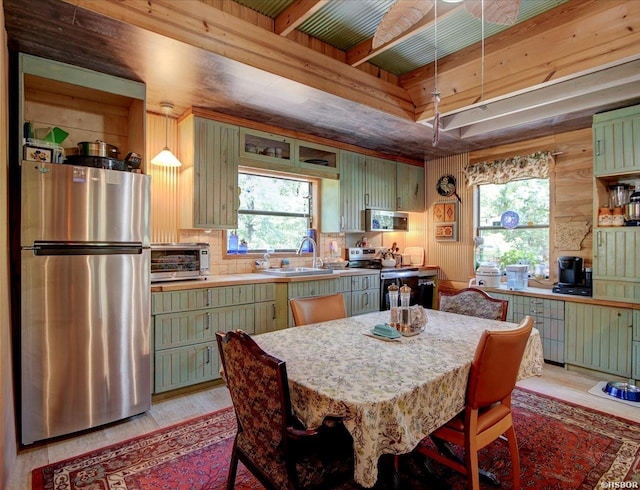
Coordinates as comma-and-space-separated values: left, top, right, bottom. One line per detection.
275, 0, 329, 37
401, 0, 640, 123
61, 0, 416, 121
347, 2, 461, 68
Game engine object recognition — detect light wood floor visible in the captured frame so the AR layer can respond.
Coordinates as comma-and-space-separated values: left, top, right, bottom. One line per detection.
7, 364, 640, 489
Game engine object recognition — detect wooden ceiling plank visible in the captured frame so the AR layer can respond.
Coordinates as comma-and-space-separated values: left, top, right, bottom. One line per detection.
275, 0, 329, 37
61, 0, 416, 121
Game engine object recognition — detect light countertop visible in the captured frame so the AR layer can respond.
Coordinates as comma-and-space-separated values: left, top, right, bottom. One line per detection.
151, 265, 439, 292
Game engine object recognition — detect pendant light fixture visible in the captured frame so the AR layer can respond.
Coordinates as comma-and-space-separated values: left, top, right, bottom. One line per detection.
151, 102, 182, 167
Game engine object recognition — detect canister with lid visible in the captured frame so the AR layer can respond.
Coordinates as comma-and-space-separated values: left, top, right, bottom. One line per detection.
598, 207, 612, 227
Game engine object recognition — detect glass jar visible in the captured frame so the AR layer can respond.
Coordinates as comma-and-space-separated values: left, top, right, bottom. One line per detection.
388, 284, 399, 328
399, 285, 411, 329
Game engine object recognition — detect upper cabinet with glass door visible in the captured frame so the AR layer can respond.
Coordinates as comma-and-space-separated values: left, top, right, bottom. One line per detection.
239, 128, 294, 171
295, 141, 338, 178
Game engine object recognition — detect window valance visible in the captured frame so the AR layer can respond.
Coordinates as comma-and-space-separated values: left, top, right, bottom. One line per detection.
464, 150, 554, 186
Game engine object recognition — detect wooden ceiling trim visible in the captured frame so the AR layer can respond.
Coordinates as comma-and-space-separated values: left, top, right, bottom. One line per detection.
403, 0, 640, 122
275, 0, 328, 37
62, 0, 416, 121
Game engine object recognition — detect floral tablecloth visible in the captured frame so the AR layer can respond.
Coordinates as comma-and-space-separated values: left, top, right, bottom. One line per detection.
254, 309, 544, 488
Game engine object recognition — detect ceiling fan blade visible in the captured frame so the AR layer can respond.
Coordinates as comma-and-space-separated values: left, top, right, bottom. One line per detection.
464, 0, 520, 25
372, 0, 435, 49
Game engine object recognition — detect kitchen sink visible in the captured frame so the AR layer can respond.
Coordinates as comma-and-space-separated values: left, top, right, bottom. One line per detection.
259, 267, 334, 277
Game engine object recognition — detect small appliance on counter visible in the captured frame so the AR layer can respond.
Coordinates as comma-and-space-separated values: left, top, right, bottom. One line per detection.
469, 263, 501, 288
506, 264, 529, 290
552, 256, 592, 296
150, 243, 210, 282
625, 182, 640, 226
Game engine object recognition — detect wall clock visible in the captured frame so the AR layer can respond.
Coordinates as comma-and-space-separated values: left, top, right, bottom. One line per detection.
436, 174, 461, 202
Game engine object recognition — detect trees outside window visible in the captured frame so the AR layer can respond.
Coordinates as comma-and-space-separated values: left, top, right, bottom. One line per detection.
476, 178, 549, 274
227, 172, 312, 253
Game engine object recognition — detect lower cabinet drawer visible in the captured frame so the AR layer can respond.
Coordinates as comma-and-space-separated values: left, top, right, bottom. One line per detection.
155, 341, 218, 393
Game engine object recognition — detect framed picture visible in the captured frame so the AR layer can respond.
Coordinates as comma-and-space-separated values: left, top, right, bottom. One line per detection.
434, 202, 458, 241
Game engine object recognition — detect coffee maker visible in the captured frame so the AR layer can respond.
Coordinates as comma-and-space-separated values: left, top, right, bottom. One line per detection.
553, 256, 591, 296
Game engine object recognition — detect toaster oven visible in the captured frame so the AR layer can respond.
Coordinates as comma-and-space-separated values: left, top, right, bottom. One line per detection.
150, 243, 210, 282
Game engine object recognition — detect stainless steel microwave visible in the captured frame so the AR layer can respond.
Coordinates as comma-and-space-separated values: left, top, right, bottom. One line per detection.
365, 209, 409, 232
150, 243, 210, 282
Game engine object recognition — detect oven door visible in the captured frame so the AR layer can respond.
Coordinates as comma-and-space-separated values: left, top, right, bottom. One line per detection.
380, 272, 419, 310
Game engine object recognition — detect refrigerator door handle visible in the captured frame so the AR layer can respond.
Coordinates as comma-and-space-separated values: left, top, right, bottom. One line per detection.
31, 242, 144, 256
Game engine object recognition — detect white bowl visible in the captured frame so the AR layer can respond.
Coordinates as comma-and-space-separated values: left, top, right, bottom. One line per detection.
381, 259, 396, 267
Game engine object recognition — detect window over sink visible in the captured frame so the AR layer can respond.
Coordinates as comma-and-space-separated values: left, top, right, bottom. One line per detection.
226, 171, 315, 254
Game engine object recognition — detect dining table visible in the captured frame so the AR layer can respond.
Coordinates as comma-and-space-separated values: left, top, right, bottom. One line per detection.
253, 309, 545, 488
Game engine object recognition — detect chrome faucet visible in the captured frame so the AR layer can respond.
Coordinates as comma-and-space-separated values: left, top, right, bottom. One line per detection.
296, 235, 318, 268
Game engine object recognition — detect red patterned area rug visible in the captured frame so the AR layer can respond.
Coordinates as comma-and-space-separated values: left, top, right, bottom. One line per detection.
32, 388, 640, 490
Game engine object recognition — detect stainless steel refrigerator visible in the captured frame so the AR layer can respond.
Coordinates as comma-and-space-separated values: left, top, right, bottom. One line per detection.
20, 163, 151, 444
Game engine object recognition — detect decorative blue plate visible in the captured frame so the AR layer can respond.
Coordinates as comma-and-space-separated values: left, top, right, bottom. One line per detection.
501, 210, 519, 229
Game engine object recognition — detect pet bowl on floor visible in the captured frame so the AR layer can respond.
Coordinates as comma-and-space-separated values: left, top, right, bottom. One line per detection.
603, 381, 640, 402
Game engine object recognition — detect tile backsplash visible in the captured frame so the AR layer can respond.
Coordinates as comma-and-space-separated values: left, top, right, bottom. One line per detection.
177, 230, 346, 275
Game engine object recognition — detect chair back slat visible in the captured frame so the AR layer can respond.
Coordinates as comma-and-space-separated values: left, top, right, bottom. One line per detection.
439, 287, 508, 321
466, 316, 533, 409
290, 293, 347, 326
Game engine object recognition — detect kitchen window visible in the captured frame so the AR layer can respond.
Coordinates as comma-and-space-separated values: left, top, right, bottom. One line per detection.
227, 172, 313, 253
475, 178, 550, 274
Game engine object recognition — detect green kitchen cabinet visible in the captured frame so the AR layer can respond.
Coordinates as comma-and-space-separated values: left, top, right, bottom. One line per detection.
178, 116, 240, 229
253, 283, 278, 335
295, 140, 339, 178
338, 150, 366, 232
336, 276, 353, 317
350, 273, 380, 316
365, 156, 397, 211
511, 296, 565, 364
565, 303, 633, 378
592, 104, 640, 176
396, 162, 425, 212
152, 284, 261, 393
592, 228, 640, 303
287, 278, 340, 327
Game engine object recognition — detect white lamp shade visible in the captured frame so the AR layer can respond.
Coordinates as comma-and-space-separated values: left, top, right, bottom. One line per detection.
151, 147, 182, 167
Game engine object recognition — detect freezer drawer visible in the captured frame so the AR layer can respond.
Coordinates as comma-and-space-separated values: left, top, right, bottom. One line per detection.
20, 248, 151, 444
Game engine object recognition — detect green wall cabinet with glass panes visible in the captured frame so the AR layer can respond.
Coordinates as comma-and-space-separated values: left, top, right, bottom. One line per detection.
295, 140, 339, 178
350, 273, 381, 316
396, 162, 425, 212
239, 127, 294, 171
565, 303, 633, 378
151, 284, 276, 393
592, 104, 640, 176
178, 116, 239, 229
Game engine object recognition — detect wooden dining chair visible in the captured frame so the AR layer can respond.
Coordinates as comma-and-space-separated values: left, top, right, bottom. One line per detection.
289, 293, 347, 326
439, 287, 508, 321
415, 316, 534, 490
216, 329, 353, 490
